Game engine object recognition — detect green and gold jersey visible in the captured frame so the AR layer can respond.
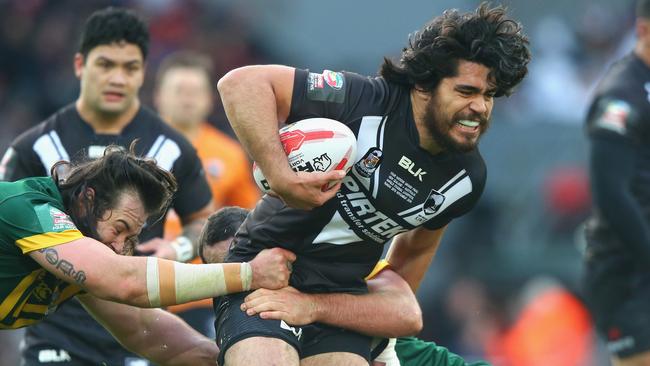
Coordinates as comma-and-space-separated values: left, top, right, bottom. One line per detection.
0, 177, 84, 329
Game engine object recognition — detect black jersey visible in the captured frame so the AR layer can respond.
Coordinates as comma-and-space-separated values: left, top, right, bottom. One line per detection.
0, 103, 212, 364
585, 53, 650, 263
227, 69, 486, 293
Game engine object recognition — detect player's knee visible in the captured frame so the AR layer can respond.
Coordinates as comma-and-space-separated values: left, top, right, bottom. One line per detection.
225, 337, 298, 366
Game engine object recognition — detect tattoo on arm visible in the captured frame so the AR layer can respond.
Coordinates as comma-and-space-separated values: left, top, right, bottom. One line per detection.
38, 248, 87, 285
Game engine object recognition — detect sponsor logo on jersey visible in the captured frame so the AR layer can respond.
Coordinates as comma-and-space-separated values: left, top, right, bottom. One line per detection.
338, 176, 409, 243
323, 70, 344, 90
355, 148, 383, 178
607, 336, 635, 354
423, 189, 445, 215
50, 207, 76, 231
307, 72, 325, 91
595, 99, 629, 134
38, 349, 72, 363
398, 155, 427, 181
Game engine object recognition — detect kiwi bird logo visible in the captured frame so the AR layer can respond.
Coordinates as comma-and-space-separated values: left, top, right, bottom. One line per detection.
312, 153, 332, 171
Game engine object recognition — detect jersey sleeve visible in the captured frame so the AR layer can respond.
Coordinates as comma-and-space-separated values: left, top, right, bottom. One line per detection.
170, 143, 213, 218
0, 195, 83, 254
288, 68, 390, 125
585, 97, 644, 143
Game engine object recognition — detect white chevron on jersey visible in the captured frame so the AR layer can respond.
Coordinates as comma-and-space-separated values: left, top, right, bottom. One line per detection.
400, 174, 473, 226
312, 210, 363, 245
373, 117, 387, 199
33, 131, 70, 175
355, 116, 384, 192
147, 135, 181, 172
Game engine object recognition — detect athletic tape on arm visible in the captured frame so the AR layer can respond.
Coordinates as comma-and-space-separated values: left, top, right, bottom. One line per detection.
145, 257, 252, 307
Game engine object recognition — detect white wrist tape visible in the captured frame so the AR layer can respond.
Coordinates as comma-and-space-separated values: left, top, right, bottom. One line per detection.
171, 236, 194, 262
146, 257, 252, 307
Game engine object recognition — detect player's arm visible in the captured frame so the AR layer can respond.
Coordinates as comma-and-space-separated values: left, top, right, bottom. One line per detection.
28, 237, 294, 307
589, 133, 650, 263
217, 65, 344, 210
386, 225, 447, 291
78, 294, 217, 365
241, 269, 422, 338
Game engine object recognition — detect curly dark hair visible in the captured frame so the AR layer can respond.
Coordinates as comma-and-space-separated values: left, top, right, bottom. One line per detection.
380, 2, 530, 97
78, 7, 149, 60
198, 206, 249, 263
52, 141, 177, 240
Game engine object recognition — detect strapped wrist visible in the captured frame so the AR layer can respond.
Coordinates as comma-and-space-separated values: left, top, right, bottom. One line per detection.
171, 236, 194, 262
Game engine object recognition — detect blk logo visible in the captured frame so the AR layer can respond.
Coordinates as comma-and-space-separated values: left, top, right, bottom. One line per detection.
398, 156, 427, 181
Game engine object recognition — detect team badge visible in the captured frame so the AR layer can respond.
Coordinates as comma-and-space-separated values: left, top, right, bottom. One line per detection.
595, 99, 630, 134
323, 70, 344, 90
354, 148, 383, 178
422, 189, 445, 215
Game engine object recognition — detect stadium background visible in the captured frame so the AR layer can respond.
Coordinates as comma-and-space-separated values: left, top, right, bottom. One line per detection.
0, 0, 634, 365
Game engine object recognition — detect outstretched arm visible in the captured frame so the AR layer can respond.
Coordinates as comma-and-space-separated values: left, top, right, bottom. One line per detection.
29, 237, 294, 307
79, 294, 217, 366
242, 268, 422, 338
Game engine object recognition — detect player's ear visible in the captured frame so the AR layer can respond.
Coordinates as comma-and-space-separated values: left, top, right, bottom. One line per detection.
76, 187, 96, 215
73, 53, 85, 79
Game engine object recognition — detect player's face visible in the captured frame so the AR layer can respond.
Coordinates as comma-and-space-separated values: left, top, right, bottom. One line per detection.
423, 61, 494, 153
75, 42, 145, 116
95, 191, 146, 255
155, 67, 213, 128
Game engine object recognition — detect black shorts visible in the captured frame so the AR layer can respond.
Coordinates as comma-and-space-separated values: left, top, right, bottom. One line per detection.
583, 243, 650, 358
214, 292, 372, 365
21, 343, 150, 366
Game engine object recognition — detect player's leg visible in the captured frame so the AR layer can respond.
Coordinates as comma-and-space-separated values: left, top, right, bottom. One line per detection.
301, 352, 368, 366
583, 245, 650, 366
214, 292, 301, 366
299, 323, 372, 366
226, 336, 299, 365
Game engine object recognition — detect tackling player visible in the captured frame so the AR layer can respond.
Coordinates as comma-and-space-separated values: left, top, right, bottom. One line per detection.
0, 146, 293, 365
200, 206, 490, 366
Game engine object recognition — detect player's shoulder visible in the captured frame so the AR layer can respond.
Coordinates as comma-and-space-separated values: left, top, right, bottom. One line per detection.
11, 104, 76, 151
456, 149, 487, 188
0, 177, 61, 211
593, 54, 648, 105
135, 106, 197, 152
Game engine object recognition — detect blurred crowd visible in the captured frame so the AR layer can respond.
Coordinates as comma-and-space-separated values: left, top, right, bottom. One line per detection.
0, 1, 639, 365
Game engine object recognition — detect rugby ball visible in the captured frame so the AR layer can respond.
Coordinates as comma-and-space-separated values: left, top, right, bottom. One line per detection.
253, 118, 357, 193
